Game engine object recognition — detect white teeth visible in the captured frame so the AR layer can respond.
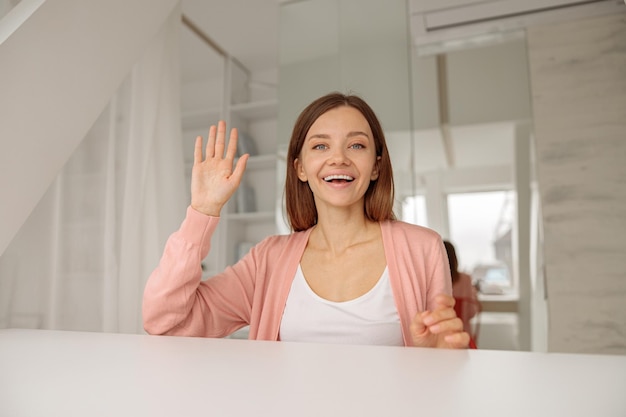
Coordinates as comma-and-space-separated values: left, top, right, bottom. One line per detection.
323, 174, 354, 182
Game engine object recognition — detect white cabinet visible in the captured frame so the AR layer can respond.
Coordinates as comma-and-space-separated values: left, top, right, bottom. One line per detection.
180, 58, 279, 278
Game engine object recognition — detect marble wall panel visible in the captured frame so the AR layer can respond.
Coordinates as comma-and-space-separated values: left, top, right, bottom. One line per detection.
527, 12, 626, 355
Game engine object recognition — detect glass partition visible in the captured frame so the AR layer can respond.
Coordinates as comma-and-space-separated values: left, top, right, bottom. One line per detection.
278, 0, 414, 214
277, 0, 539, 351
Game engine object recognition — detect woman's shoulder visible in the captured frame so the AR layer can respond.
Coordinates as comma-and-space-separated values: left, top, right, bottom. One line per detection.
381, 219, 442, 241
253, 228, 311, 252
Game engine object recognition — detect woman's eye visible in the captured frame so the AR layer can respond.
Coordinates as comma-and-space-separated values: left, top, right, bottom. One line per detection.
350, 143, 365, 150
313, 144, 327, 150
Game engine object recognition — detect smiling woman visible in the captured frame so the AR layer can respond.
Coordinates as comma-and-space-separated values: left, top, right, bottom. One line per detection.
286, 95, 393, 232
142, 91, 470, 350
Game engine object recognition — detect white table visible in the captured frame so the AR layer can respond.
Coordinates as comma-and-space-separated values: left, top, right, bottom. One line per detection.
1, 329, 625, 417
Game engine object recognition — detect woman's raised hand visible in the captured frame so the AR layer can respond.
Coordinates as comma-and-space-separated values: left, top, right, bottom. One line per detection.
190, 121, 249, 217
410, 294, 470, 349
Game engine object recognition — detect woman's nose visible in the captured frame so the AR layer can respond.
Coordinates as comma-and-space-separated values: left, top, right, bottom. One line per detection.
328, 147, 349, 164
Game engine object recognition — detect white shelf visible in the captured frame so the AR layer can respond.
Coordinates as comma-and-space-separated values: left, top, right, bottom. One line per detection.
180, 56, 278, 273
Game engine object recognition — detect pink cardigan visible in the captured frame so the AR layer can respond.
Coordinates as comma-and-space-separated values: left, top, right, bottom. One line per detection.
143, 206, 452, 346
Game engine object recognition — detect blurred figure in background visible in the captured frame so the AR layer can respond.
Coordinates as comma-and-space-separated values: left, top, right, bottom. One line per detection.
444, 240, 481, 347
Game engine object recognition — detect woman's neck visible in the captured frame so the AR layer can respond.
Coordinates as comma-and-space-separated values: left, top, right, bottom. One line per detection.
310, 208, 379, 256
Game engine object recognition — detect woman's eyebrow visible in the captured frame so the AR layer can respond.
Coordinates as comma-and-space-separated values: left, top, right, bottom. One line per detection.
307, 133, 331, 140
307, 131, 370, 140
346, 131, 370, 138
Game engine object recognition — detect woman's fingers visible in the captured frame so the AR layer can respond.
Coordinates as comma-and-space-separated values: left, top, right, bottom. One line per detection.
231, 153, 249, 183
201, 121, 239, 161
190, 121, 247, 217
205, 124, 217, 158
194, 135, 203, 164
422, 309, 460, 331
410, 308, 468, 349
214, 120, 227, 159
411, 293, 469, 349
444, 331, 471, 348
226, 127, 239, 160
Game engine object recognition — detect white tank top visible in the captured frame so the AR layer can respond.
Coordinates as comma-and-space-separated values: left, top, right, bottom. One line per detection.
279, 265, 404, 346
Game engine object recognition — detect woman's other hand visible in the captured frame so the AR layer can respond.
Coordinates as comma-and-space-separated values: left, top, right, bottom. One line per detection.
410, 294, 470, 349
191, 121, 248, 217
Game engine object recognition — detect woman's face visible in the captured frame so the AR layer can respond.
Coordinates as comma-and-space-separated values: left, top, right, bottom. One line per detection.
294, 106, 380, 213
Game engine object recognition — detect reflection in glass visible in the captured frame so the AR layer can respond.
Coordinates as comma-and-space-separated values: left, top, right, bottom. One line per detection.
277, 0, 412, 148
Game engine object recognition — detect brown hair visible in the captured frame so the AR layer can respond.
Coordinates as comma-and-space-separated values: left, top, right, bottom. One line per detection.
284, 92, 395, 231
443, 240, 460, 284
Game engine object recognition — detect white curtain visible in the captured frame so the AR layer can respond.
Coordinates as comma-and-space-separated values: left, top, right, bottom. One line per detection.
0, 6, 187, 334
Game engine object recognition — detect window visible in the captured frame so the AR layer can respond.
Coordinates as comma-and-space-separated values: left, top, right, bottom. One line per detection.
401, 195, 428, 227
447, 191, 516, 296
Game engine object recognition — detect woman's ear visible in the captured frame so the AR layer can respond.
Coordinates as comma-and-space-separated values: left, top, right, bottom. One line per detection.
294, 158, 307, 182
370, 156, 381, 180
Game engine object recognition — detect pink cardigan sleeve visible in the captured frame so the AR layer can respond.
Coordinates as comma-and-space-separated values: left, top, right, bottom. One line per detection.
142, 206, 255, 338
382, 221, 452, 344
